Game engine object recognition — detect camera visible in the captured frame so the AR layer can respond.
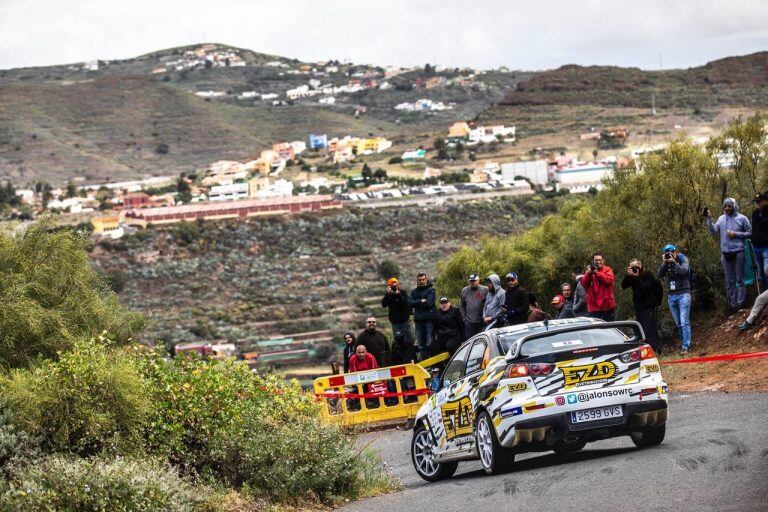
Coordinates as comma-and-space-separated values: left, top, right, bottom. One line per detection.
631, 267, 639, 274
664, 252, 673, 260
702, 206, 711, 217
589, 262, 597, 271
390, 284, 398, 292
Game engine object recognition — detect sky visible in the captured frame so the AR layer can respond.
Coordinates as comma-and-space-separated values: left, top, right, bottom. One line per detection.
2, 0, 768, 71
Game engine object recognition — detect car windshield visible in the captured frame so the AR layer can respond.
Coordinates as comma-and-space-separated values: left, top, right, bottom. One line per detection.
498, 328, 630, 357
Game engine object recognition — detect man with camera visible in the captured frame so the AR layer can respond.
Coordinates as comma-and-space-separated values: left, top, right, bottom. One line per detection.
581, 252, 615, 321
381, 277, 414, 350
408, 273, 436, 360
705, 198, 752, 311
621, 258, 662, 351
658, 244, 693, 354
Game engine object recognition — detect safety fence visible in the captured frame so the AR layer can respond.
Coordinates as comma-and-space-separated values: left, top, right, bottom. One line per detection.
661, 350, 768, 365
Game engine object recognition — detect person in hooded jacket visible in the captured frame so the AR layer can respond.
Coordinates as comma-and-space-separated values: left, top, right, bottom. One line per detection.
408, 273, 436, 360
571, 267, 588, 317
503, 272, 530, 325
482, 273, 506, 330
342, 331, 357, 373
706, 197, 752, 310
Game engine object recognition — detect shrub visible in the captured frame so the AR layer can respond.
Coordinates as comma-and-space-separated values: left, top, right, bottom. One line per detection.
1, 338, 149, 455
0, 455, 208, 511
377, 259, 400, 280
0, 410, 40, 478
0, 219, 144, 367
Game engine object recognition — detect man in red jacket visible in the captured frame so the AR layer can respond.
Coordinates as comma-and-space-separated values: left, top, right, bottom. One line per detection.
581, 252, 616, 321
348, 345, 378, 372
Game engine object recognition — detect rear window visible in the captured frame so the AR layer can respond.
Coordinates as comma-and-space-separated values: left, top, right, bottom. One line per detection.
499, 328, 630, 357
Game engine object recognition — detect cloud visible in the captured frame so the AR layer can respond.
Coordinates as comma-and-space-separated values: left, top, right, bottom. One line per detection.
1, 0, 767, 70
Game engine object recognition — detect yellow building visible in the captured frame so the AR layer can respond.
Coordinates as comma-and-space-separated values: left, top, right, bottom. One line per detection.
91, 215, 120, 234
248, 176, 270, 197
449, 122, 470, 138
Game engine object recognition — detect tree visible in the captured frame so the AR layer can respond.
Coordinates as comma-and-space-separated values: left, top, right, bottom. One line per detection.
66, 180, 77, 198
455, 142, 465, 159
177, 177, 192, 203
378, 259, 400, 280
424, 63, 434, 76
361, 164, 373, 185
374, 168, 387, 183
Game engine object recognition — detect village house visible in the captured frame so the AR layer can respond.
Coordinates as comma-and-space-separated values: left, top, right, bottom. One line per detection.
290, 141, 307, 155
309, 133, 328, 150
209, 183, 249, 202
121, 192, 153, 208
402, 149, 427, 161
272, 142, 296, 161
332, 146, 355, 164
91, 215, 124, 239
449, 122, 471, 138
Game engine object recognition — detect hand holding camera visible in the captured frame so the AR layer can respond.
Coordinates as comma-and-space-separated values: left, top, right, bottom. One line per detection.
702, 206, 712, 218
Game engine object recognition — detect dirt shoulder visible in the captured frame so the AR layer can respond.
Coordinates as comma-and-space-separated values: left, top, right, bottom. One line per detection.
660, 309, 768, 392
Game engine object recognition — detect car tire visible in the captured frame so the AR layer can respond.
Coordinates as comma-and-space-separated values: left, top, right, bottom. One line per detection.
411, 425, 458, 482
475, 411, 515, 475
630, 423, 666, 448
552, 440, 587, 454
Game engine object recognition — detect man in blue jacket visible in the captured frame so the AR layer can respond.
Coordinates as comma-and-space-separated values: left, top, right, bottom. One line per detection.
706, 198, 752, 311
409, 273, 436, 360
658, 244, 693, 354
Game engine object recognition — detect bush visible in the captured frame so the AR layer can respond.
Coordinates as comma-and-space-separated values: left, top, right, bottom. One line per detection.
1, 339, 149, 455
0, 219, 144, 367
0, 410, 40, 478
377, 259, 400, 280
0, 455, 208, 511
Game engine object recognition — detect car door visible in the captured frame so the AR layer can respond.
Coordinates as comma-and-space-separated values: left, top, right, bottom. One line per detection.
439, 336, 490, 454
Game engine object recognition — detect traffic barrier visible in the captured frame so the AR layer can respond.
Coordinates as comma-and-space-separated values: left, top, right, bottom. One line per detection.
313, 363, 432, 426
662, 350, 768, 365
417, 351, 450, 369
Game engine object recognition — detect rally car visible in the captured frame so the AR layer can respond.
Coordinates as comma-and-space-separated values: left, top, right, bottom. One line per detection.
411, 318, 668, 481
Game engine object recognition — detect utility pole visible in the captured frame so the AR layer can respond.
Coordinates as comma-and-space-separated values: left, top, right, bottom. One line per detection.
652, 92, 656, 116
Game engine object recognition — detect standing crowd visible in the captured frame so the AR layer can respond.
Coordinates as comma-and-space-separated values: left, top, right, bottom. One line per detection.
342, 193, 768, 372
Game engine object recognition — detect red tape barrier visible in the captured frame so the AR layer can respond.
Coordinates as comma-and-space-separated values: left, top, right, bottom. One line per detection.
315, 388, 431, 399
662, 350, 768, 365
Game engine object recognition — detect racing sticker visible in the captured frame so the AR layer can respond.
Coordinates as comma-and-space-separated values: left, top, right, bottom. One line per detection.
507, 382, 527, 393
642, 363, 660, 373
441, 396, 474, 440
561, 361, 617, 386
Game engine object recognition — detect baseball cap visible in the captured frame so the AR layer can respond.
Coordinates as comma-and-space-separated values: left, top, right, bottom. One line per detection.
551, 294, 564, 305
387, 277, 399, 285
662, 244, 676, 253
439, 297, 449, 304
506, 272, 519, 280
755, 192, 768, 202
468, 274, 479, 281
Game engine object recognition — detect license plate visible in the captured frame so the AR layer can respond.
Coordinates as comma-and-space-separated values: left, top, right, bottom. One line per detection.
570, 405, 622, 424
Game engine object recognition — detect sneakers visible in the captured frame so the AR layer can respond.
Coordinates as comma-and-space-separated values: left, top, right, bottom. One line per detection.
679, 348, 691, 355
738, 321, 753, 331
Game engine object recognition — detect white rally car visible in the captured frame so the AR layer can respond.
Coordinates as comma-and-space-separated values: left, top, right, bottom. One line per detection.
411, 318, 668, 481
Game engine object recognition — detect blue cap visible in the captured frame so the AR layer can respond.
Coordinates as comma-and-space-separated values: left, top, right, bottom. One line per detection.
506, 272, 519, 280
662, 244, 676, 253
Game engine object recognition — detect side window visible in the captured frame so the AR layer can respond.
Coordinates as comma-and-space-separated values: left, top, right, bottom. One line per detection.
442, 343, 470, 387
465, 338, 488, 375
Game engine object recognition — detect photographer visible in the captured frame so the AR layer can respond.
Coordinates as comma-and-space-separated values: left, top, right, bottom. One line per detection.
705, 198, 752, 311
581, 252, 615, 321
658, 244, 692, 355
381, 277, 414, 347
621, 258, 661, 351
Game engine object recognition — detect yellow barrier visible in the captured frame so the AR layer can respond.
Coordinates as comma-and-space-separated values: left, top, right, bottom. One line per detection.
418, 351, 450, 369
313, 363, 431, 426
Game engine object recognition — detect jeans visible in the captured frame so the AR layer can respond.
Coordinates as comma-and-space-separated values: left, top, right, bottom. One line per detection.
721, 251, 746, 307
463, 321, 484, 341
390, 321, 414, 344
754, 246, 768, 287
414, 321, 435, 360
635, 308, 660, 351
668, 292, 692, 351
588, 310, 615, 322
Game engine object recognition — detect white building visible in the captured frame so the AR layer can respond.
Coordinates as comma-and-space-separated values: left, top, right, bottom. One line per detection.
195, 91, 226, 98
290, 141, 307, 155
260, 93, 279, 100
238, 91, 259, 99
468, 125, 516, 145
209, 183, 249, 202
251, 178, 294, 198
500, 160, 549, 185
554, 162, 614, 193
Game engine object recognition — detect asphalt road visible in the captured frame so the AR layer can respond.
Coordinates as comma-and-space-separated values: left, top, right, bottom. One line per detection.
339, 393, 768, 512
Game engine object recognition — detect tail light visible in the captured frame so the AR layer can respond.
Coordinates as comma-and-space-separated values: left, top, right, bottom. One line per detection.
619, 344, 656, 363
504, 362, 554, 378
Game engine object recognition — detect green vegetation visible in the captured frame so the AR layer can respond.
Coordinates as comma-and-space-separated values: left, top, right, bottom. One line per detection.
0, 220, 396, 510
438, 114, 768, 322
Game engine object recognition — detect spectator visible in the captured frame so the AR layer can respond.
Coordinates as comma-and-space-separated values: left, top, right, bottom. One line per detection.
750, 192, 768, 288
571, 267, 588, 317
527, 293, 549, 322
460, 274, 488, 339
357, 316, 389, 366
482, 273, 506, 330
738, 288, 768, 330
551, 295, 567, 319
390, 330, 414, 365
504, 272, 530, 325
620, 258, 662, 351
581, 252, 616, 321
658, 244, 693, 354
435, 297, 464, 355
348, 344, 378, 372
559, 283, 575, 318
706, 197, 752, 311
342, 331, 356, 373
408, 273, 436, 360
381, 277, 414, 347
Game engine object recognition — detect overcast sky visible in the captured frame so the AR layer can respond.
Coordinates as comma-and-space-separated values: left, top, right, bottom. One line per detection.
2, 0, 768, 71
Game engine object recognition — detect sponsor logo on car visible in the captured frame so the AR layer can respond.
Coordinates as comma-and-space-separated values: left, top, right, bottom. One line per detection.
555, 396, 565, 406
643, 363, 660, 373
566, 388, 631, 404
567, 394, 578, 404
441, 397, 474, 440
507, 382, 527, 393
500, 406, 523, 418
561, 361, 617, 386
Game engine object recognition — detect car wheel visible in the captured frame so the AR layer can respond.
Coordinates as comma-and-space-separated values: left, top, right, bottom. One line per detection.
552, 440, 587, 454
475, 411, 515, 475
411, 425, 458, 482
630, 423, 666, 448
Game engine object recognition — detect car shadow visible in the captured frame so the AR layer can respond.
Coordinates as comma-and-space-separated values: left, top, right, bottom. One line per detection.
449, 446, 640, 481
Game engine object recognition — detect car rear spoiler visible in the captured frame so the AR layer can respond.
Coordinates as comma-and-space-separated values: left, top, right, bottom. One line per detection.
504, 320, 646, 361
